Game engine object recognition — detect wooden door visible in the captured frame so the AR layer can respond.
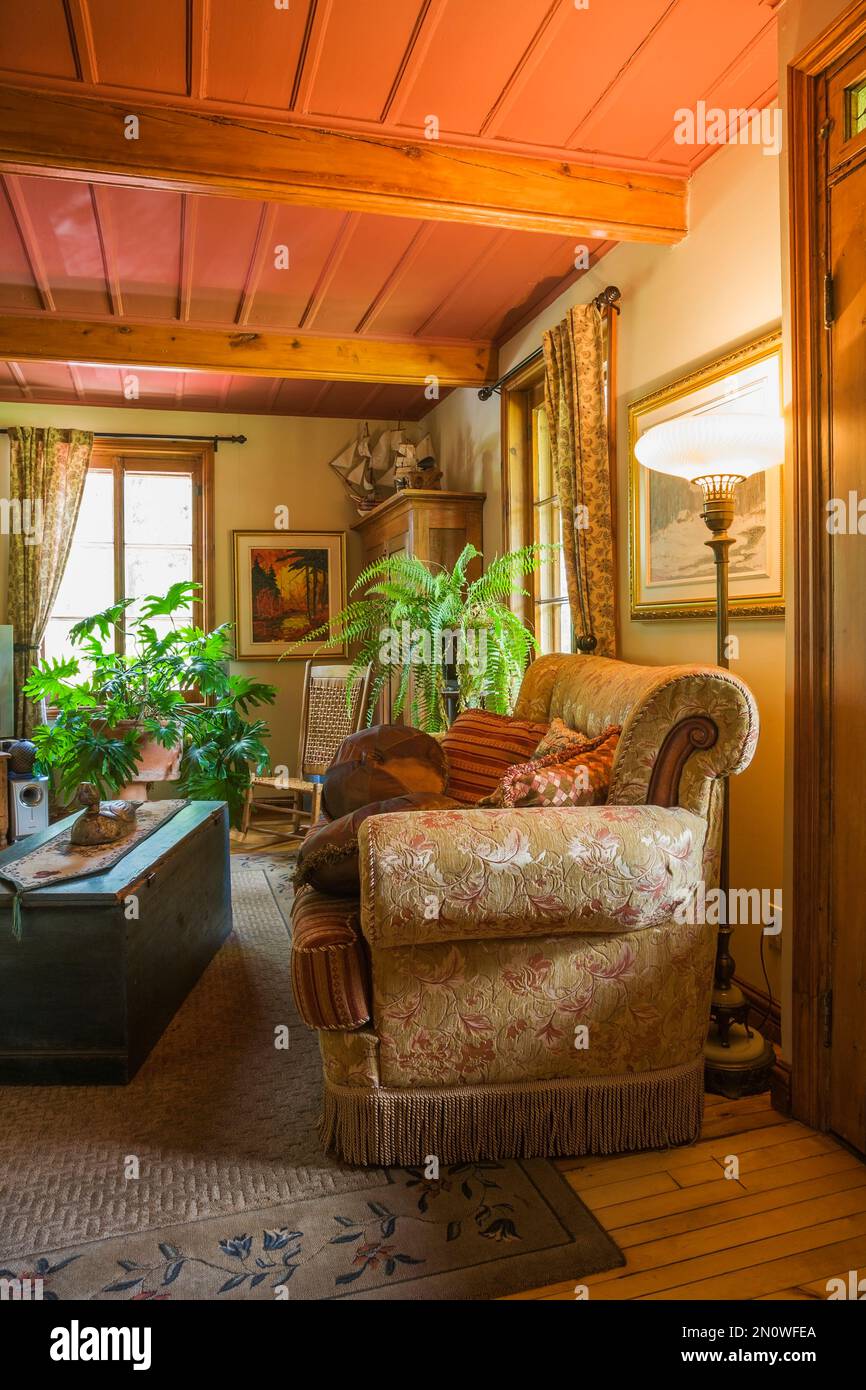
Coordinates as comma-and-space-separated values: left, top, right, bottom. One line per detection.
826, 39, 866, 1153
790, 8, 866, 1149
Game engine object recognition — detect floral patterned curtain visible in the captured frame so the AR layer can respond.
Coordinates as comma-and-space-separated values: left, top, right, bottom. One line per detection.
7, 427, 93, 737
543, 304, 616, 657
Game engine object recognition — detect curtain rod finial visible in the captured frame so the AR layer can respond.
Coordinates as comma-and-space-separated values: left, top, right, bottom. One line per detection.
593, 285, 621, 314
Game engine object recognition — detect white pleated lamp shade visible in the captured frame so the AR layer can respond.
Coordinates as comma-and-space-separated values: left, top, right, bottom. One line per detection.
634, 415, 784, 482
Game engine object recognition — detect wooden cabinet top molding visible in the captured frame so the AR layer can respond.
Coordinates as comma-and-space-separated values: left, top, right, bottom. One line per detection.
352, 490, 486, 530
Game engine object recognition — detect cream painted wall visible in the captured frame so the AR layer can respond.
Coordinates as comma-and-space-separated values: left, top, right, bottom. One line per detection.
425, 134, 786, 1003
0, 404, 386, 765
423, 389, 503, 556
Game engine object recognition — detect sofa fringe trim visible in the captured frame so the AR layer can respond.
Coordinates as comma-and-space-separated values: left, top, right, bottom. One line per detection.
320, 1058, 704, 1165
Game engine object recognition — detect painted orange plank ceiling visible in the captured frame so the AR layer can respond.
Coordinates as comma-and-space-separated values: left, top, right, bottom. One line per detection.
0, 0, 779, 417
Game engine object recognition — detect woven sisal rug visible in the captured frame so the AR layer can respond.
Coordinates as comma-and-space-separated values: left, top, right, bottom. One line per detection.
0, 855, 623, 1300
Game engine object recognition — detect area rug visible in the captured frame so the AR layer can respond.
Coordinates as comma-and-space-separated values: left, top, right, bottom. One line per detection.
0, 854, 623, 1300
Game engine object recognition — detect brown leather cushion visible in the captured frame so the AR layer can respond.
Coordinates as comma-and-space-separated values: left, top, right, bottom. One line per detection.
323, 723, 448, 821
440, 709, 550, 805
295, 791, 461, 896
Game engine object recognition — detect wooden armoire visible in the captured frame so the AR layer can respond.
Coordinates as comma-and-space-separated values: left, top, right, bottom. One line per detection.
352, 489, 485, 723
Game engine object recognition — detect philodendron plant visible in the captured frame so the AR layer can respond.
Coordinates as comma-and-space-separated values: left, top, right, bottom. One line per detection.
25, 581, 276, 827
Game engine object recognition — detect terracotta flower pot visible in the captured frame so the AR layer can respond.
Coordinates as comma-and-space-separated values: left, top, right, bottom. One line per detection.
102, 720, 183, 801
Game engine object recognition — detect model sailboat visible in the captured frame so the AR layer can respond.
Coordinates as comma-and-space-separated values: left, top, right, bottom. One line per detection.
329, 423, 440, 514
328, 422, 385, 514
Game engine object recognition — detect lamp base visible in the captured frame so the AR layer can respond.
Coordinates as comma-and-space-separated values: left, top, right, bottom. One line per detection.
704, 1022, 775, 1098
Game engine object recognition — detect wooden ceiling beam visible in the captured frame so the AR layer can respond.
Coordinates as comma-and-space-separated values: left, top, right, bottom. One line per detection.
0, 83, 688, 244
0, 312, 496, 387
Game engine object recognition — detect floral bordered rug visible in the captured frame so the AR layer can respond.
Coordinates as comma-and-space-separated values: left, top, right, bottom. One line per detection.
1, 1158, 622, 1301
0, 859, 623, 1301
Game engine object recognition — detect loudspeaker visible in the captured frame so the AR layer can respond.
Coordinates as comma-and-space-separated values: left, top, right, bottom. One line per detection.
9, 775, 50, 841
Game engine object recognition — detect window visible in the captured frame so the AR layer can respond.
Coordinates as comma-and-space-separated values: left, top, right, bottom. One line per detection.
845, 75, 866, 138
530, 396, 570, 655
45, 442, 213, 665
501, 372, 572, 657
501, 318, 616, 659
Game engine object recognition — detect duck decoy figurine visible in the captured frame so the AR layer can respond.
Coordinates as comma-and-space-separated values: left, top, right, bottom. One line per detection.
69, 782, 143, 846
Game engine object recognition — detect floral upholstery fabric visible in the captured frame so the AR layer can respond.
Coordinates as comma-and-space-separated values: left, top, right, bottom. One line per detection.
373, 916, 716, 1088
515, 654, 758, 818
359, 803, 706, 946
294, 652, 760, 1153
319, 1027, 380, 1089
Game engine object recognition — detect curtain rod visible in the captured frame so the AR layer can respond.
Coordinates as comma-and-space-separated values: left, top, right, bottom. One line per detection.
477, 285, 621, 401
94, 432, 247, 449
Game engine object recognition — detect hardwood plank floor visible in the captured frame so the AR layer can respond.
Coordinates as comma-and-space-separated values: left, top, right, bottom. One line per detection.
514, 1092, 866, 1301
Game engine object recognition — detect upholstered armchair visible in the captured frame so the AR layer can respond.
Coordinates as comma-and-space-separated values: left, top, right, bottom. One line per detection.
291, 654, 758, 1166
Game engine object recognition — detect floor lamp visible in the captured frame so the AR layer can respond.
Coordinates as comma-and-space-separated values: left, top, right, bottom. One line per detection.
635, 414, 783, 1096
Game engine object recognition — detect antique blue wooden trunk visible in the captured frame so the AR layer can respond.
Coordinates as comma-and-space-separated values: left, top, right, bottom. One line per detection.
0, 801, 231, 1083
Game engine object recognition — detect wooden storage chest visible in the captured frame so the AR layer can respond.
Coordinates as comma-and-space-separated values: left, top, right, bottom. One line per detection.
0, 801, 231, 1084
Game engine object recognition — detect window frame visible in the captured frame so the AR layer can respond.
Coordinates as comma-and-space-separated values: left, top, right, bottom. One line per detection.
528, 381, 570, 654
500, 313, 617, 657
46, 437, 215, 672
501, 364, 572, 655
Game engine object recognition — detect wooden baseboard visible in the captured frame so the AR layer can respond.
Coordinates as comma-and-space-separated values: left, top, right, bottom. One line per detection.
732, 976, 790, 1114
770, 1054, 792, 1116
736, 974, 782, 1045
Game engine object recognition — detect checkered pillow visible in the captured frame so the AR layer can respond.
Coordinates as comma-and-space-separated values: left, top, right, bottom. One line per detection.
481, 725, 621, 808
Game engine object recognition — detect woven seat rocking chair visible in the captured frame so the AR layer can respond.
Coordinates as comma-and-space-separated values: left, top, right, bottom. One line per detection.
240, 660, 371, 843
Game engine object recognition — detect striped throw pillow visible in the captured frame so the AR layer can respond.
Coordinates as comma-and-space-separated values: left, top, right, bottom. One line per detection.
441, 710, 550, 805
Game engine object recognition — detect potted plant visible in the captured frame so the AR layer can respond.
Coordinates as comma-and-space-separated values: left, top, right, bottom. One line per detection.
25, 581, 276, 828
286, 543, 551, 733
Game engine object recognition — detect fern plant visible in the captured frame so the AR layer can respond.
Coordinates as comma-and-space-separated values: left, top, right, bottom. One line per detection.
285, 543, 552, 733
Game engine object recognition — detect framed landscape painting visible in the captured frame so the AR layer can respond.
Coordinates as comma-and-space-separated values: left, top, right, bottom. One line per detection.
232, 531, 347, 660
628, 331, 784, 619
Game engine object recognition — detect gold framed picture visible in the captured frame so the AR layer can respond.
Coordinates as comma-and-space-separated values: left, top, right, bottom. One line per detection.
628, 330, 784, 620
232, 530, 347, 661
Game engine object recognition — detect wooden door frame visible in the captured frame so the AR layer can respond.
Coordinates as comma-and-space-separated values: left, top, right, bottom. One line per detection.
788, 0, 866, 1129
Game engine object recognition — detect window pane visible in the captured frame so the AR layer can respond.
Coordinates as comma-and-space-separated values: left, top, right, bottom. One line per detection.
43, 472, 115, 665
846, 77, 866, 138
535, 497, 556, 545
43, 618, 88, 668
73, 470, 114, 544
123, 471, 194, 631
530, 397, 570, 654
52, 542, 115, 617
46, 459, 203, 673
558, 527, 568, 596
535, 603, 551, 656
533, 404, 553, 501
124, 471, 193, 546
535, 601, 570, 657
125, 546, 193, 605
534, 501, 565, 601
554, 601, 571, 653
